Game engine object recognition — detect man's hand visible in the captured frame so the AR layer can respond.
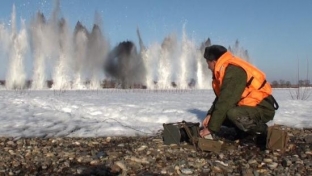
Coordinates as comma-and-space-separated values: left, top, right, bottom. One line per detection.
200, 115, 212, 138
199, 127, 211, 137
202, 115, 211, 128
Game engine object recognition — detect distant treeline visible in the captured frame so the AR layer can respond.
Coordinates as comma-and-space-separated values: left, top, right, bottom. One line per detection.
271, 79, 311, 88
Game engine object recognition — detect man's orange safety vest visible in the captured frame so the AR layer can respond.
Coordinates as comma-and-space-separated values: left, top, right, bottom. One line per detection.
212, 51, 272, 107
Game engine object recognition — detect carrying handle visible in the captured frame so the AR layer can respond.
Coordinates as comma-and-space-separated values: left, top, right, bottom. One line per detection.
181, 121, 198, 150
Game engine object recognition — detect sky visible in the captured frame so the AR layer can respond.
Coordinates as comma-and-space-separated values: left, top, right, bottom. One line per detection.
0, 0, 311, 83
0, 88, 311, 138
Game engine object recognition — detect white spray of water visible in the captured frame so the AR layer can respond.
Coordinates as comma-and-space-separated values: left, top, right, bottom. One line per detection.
196, 51, 211, 89
196, 39, 212, 89
141, 29, 211, 89
87, 22, 110, 89
157, 34, 177, 89
177, 26, 198, 89
157, 45, 172, 89
229, 40, 250, 62
31, 1, 61, 89
145, 26, 206, 89
52, 19, 73, 90
141, 43, 160, 89
30, 13, 48, 89
6, 5, 28, 89
1, 2, 250, 90
72, 23, 89, 89
178, 32, 188, 88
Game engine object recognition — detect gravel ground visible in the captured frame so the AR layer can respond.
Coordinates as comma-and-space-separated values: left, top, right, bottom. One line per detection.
0, 126, 312, 176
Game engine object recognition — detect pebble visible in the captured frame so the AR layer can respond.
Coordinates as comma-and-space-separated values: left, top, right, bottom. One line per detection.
76, 168, 84, 174
268, 162, 278, 169
90, 160, 99, 165
248, 159, 257, 164
212, 166, 222, 173
263, 158, 273, 163
129, 156, 149, 164
241, 168, 253, 176
253, 170, 260, 176
115, 161, 127, 176
0, 126, 310, 175
304, 135, 312, 143
106, 137, 111, 142
281, 158, 292, 167
295, 160, 304, 165
305, 151, 312, 155
180, 168, 193, 175
137, 145, 147, 151
160, 169, 167, 174
6, 141, 15, 146
117, 143, 125, 147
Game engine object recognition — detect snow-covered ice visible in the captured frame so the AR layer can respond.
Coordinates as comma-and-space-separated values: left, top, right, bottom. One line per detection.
0, 88, 311, 138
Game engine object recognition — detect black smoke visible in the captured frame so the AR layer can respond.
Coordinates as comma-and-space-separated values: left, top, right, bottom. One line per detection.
104, 41, 146, 88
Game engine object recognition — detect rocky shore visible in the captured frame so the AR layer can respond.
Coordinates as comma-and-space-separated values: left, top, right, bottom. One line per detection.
0, 127, 312, 176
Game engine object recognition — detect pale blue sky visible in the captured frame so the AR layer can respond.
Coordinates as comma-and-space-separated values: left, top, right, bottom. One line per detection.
0, 0, 311, 83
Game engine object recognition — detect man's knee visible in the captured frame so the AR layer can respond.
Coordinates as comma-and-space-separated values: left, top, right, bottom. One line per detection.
226, 108, 257, 132
226, 108, 240, 122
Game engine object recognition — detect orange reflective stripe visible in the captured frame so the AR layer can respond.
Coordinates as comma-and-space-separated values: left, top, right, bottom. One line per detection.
213, 51, 272, 107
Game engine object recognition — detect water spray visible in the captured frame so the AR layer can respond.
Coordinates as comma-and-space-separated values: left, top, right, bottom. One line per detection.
1, 2, 250, 90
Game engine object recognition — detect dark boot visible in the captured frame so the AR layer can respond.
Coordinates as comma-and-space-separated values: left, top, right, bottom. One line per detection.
236, 124, 268, 148
234, 127, 250, 140
255, 133, 267, 150
235, 129, 255, 144
255, 123, 268, 135
254, 124, 268, 150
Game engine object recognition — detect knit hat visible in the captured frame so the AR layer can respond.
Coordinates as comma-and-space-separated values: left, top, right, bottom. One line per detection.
204, 45, 227, 61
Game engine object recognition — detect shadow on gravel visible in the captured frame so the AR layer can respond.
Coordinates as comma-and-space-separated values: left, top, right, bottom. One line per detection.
187, 108, 207, 121
72, 164, 160, 176
71, 137, 161, 176
72, 164, 115, 176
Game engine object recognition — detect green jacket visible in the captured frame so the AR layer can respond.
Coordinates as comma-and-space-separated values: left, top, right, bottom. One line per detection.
207, 65, 276, 132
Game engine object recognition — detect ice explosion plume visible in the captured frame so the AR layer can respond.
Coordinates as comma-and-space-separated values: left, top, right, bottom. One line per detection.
0, 1, 250, 90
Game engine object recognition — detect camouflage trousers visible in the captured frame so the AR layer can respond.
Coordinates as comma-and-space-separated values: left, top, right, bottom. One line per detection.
224, 105, 275, 134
